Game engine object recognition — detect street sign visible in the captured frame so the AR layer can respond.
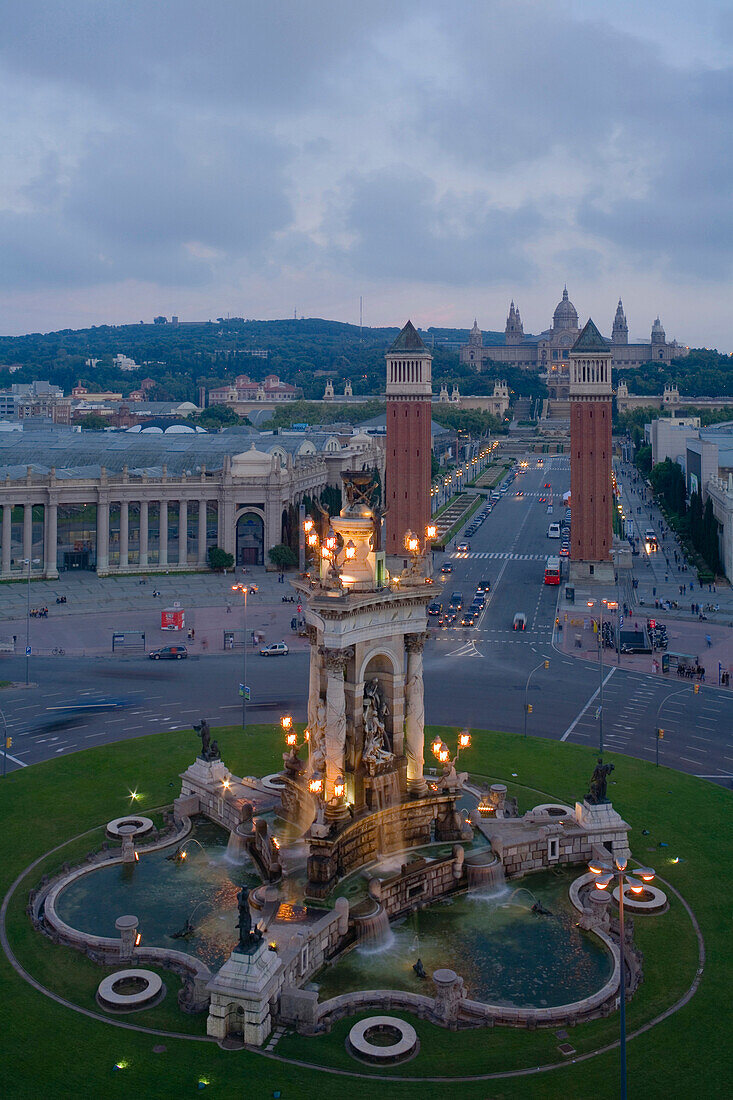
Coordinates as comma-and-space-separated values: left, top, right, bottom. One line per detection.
25, 646, 31, 656
619, 616, 624, 626
595, 705, 602, 719
239, 684, 251, 701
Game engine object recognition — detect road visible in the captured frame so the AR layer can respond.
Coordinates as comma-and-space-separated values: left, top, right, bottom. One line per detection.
0, 454, 730, 785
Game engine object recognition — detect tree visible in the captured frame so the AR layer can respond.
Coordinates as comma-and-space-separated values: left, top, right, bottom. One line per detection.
192, 404, 251, 430
650, 458, 686, 517
208, 546, 234, 572
268, 544, 298, 569
78, 413, 108, 430
635, 445, 652, 476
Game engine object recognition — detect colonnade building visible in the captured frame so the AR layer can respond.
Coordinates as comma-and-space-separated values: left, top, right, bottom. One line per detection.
0, 427, 383, 580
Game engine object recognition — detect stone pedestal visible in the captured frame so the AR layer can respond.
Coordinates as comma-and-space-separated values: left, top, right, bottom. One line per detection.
206, 941, 283, 1046
115, 914, 139, 961
575, 799, 631, 860
432, 968, 465, 1024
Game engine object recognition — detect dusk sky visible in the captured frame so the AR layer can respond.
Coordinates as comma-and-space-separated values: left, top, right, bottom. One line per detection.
1, 0, 731, 349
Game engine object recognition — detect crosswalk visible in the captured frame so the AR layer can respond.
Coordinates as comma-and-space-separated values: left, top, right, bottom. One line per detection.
452, 551, 549, 561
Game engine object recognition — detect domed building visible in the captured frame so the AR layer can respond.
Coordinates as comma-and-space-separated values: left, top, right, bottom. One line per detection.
460, 288, 687, 374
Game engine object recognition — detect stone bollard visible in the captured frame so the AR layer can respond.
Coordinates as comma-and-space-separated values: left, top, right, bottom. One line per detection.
452, 844, 465, 879
120, 834, 136, 864
115, 914, 139, 961
367, 877, 383, 902
489, 784, 507, 816
334, 896, 349, 937
432, 968, 465, 1024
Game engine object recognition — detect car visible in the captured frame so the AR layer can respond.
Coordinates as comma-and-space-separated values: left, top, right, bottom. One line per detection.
476, 579, 491, 593
559, 546, 570, 557
440, 563, 453, 574
539, 496, 546, 503
513, 613, 527, 631
148, 645, 188, 660
427, 600, 442, 615
457, 542, 470, 553
544, 482, 551, 489
443, 610, 456, 625
515, 490, 524, 497
473, 592, 485, 607
461, 612, 475, 627
436, 614, 445, 627
449, 591, 463, 609
260, 642, 289, 657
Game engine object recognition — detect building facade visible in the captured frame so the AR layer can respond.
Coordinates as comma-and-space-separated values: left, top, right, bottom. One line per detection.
569, 320, 614, 582
208, 374, 301, 407
460, 289, 687, 373
0, 427, 383, 579
385, 321, 433, 556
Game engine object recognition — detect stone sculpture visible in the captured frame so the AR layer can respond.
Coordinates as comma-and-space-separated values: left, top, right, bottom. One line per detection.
587, 758, 615, 804
193, 719, 212, 760
235, 886, 262, 953
362, 678, 393, 769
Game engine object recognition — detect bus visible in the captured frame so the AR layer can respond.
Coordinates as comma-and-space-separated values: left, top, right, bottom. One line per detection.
644, 528, 658, 552
544, 556, 561, 585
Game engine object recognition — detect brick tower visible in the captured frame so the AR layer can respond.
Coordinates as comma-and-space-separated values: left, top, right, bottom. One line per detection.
385, 321, 433, 556
569, 319, 614, 583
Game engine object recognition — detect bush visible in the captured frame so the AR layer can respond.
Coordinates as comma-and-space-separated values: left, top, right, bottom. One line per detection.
207, 546, 234, 572
268, 544, 298, 569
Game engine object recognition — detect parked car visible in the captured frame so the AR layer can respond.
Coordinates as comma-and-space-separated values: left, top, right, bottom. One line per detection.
148, 645, 188, 660
260, 642, 289, 657
513, 613, 527, 631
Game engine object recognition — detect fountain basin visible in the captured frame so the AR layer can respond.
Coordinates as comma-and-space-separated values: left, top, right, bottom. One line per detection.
97, 969, 164, 1011
106, 816, 154, 841
347, 1016, 418, 1064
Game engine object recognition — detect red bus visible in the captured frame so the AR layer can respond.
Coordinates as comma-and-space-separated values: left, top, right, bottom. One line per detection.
544, 556, 561, 585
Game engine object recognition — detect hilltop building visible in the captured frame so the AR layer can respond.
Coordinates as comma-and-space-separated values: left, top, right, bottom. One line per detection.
460, 289, 687, 373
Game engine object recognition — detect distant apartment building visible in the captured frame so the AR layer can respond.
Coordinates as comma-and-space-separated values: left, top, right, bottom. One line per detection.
208, 374, 301, 407
0, 381, 70, 424
112, 354, 138, 372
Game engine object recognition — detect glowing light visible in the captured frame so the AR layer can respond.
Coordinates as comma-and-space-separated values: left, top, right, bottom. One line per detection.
180, 851, 187, 860
114, 1061, 129, 1071
308, 533, 318, 546
128, 789, 140, 803
309, 778, 323, 795
272, 837, 280, 850
280, 715, 293, 731
431, 737, 443, 757
426, 525, 437, 539
458, 732, 471, 749
438, 745, 450, 763
303, 518, 314, 533
268, 941, 278, 951
135, 932, 142, 946
134, 851, 139, 862
285, 733, 297, 746
325, 536, 336, 551
303, 728, 310, 742
334, 777, 346, 798
222, 779, 231, 790
321, 547, 330, 559
345, 540, 356, 560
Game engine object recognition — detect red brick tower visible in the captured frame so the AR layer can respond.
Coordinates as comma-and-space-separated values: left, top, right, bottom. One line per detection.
385, 320, 433, 556
569, 319, 614, 583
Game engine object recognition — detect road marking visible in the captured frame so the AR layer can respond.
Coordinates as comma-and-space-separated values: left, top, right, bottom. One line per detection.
1, 751, 27, 767
561, 668, 617, 741
695, 774, 733, 779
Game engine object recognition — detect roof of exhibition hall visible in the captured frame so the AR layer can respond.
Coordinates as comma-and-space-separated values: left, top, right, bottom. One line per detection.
0, 424, 357, 480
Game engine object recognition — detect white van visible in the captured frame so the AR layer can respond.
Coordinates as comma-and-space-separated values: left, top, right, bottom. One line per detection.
547, 522, 561, 538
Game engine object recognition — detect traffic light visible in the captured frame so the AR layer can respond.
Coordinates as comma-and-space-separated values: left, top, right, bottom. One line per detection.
5, 737, 11, 749
657, 728, 664, 740
526, 704, 533, 714
693, 683, 700, 694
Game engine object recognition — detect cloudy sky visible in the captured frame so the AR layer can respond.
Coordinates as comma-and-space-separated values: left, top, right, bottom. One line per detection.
0, 0, 731, 348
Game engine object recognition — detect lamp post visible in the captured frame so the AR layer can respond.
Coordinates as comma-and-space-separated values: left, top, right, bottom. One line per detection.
1, 705, 9, 780
523, 658, 550, 737
431, 728, 471, 767
589, 857, 656, 1100
587, 599, 617, 754
23, 557, 40, 686
654, 683, 699, 767
231, 584, 250, 732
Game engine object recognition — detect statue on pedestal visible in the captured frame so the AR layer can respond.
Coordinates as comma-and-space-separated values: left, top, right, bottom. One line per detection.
235, 886, 262, 954
193, 719, 219, 761
586, 758, 614, 804
362, 679, 393, 770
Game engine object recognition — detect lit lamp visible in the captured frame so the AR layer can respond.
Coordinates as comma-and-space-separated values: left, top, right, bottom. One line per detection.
280, 715, 293, 732
303, 518, 314, 535
438, 743, 450, 763
334, 776, 346, 799
344, 540, 356, 560
458, 730, 471, 750
426, 524, 437, 541
285, 732, 297, 747
308, 777, 323, 795
431, 736, 443, 758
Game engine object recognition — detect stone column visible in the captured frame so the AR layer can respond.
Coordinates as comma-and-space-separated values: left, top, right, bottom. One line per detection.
405, 633, 428, 795
139, 500, 149, 568
96, 500, 109, 574
197, 500, 208, 565
2, 504, 12, 575
178, 500, 188, 566
23, 502, 33, 563
44, 501, 58, 578
324, 648, 352, 801
119, 501, 129, 569
159, 501, 168, 566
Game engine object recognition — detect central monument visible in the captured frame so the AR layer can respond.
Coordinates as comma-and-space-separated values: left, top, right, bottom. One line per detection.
288, 470, 469, 898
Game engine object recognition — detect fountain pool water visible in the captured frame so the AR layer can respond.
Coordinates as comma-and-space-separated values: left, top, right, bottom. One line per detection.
54, 820, 260, 971
314, 868, 612, 1009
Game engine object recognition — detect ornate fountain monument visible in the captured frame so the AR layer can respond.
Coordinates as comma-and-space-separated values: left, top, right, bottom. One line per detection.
281, 472, 470, 897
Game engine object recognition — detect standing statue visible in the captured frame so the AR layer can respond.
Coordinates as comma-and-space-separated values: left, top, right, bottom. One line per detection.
362, 679, 393, 768
309, 699, 327, 776
587, 758, 615, 804
235, 886, 262, 952
193, 718, 212, 760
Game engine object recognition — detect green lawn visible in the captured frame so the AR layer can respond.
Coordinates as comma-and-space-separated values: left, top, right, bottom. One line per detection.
1, 725, 731, 1099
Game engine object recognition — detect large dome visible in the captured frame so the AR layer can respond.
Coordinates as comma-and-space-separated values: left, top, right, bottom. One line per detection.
553, 287, 579, 332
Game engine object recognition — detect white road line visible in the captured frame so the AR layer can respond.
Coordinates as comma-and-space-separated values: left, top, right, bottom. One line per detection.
561, 668, 617, 741
1, 751, 27, 767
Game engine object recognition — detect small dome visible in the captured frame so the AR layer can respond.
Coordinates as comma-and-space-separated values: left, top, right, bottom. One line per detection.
553, 287, 579, 332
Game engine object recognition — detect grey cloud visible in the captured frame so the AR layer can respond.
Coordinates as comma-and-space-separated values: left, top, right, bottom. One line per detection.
327, 168, 543, 285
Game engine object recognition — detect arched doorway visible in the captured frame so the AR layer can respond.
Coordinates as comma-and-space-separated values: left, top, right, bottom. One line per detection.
235, 511, 264, 566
